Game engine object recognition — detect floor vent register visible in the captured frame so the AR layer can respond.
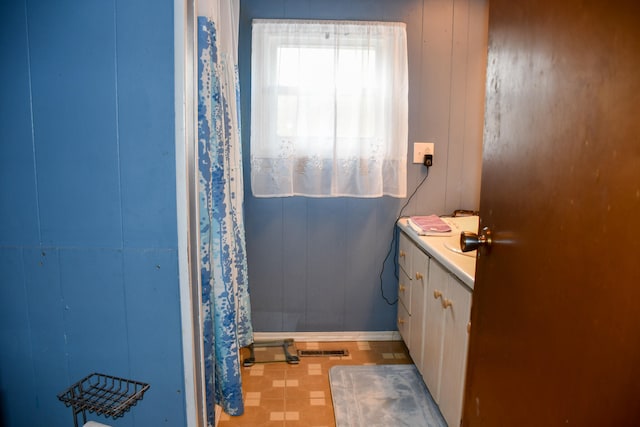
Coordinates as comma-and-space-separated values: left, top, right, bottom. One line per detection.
297, 349, 349, 357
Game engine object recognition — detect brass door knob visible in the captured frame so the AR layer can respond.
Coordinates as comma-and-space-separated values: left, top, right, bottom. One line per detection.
433, 290, 442, 299
415, 272, 423, 280
460, 227, 492, 253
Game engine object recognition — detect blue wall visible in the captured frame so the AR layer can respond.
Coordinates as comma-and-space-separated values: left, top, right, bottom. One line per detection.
0, 1, 186, 426
239, 0, 488, 332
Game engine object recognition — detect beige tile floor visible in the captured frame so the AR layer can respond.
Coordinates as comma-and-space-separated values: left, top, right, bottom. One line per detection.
217, 340, 412, 427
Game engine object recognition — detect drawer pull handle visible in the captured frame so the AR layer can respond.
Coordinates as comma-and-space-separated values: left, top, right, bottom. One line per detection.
415, 272, 423, 280
433, 290, 443, 299
442, 298, 453, 309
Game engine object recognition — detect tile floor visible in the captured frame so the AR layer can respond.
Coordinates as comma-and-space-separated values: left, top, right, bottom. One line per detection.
217, 340, 412, 427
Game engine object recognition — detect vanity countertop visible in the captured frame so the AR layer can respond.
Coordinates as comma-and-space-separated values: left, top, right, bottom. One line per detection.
397, 216, 478, 289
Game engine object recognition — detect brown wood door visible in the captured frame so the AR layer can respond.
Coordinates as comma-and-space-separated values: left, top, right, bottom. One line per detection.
463, 1, 640, 426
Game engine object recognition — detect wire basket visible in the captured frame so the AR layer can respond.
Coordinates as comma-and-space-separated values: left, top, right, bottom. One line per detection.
58, 373, 149, 426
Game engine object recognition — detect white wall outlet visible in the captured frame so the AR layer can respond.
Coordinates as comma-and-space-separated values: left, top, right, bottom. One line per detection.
413, 142, 435, 163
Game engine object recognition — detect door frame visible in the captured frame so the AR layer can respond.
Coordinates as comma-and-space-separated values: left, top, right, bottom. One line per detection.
175, 0, 206, 425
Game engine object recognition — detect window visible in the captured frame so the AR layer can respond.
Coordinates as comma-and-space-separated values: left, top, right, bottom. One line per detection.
250, 20, 408, 197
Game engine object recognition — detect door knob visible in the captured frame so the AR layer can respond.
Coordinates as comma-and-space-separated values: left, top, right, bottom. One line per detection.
460, 227, 492, 252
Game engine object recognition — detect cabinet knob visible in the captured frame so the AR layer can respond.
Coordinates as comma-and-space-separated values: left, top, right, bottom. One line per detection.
399, 284, 406, 292
433, 290, 442, 299
399, 250, 406, 258
442, 298, 453, 309
415, 272, 423, 280
398, 317, 406, 325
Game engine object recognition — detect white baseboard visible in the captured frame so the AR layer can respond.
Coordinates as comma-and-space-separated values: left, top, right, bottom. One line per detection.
253, 331, 401, 342
214, 404, 222, 427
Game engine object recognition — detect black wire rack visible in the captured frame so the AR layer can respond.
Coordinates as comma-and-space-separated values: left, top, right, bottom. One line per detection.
58, 372, 150, 427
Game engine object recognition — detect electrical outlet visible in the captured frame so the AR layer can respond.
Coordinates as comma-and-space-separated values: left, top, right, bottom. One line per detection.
413, 142, 435, 163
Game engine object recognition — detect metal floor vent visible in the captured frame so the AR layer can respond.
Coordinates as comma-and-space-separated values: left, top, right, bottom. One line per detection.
297, 349, 349, 357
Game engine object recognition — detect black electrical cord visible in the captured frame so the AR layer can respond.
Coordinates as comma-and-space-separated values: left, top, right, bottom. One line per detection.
379, 167, 430, 305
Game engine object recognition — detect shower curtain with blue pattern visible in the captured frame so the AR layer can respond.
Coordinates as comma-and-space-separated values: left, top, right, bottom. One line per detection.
198, 0, 253, 423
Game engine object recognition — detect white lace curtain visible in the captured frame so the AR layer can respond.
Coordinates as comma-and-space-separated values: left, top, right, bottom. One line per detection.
250, 20, 408, 198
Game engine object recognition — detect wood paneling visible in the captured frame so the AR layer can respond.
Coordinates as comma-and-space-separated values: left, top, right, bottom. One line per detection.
0, 0, 186, 425
240, 0, 488, 331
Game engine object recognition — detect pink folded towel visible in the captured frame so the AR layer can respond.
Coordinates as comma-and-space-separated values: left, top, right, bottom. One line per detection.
408, 215, 452, 233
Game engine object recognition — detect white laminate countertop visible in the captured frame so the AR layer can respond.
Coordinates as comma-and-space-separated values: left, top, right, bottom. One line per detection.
397, 216, 479, 290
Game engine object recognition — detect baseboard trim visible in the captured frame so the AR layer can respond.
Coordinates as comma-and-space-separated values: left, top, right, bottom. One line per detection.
253, 331, 401, 342
214, 405, 222, 427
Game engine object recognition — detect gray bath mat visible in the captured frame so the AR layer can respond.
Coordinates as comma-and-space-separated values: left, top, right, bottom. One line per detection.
329, 364, 447, 427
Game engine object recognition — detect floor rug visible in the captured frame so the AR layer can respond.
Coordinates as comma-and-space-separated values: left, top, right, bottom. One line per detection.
329, 365, 447, 427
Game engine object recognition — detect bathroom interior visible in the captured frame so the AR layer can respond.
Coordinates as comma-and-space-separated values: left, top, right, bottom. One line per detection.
2, 0, 639, 426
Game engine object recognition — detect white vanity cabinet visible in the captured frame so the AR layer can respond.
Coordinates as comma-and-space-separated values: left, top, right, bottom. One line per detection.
396, 216, 477, 427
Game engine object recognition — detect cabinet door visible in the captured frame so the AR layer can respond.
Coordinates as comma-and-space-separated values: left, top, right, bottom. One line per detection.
422, 260, 448, 401
409, 248, 429, 370
439, 276, 472, 427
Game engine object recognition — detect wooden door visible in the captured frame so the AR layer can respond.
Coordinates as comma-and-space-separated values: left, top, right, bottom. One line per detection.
463, 1, 640, 426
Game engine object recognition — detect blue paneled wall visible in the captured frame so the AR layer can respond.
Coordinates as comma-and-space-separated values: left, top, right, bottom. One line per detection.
0, 1, 186, 426
239, 0, 488, 332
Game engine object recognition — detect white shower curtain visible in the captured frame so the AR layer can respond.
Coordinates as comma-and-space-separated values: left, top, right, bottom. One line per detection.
198, 0, 253, 424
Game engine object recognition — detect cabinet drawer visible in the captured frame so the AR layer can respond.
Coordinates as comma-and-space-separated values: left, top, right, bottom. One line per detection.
398, 268, 411, 313
397, 301, 411, 343
398, 231, 412, 274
